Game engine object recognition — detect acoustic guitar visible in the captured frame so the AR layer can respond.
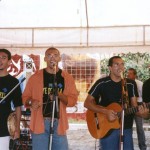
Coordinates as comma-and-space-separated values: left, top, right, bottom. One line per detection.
86, 102, 148, 139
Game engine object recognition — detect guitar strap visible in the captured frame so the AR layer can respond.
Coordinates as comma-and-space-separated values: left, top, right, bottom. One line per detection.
101, 129, 114, 139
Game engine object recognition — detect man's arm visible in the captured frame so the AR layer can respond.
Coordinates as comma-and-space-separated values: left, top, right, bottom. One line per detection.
84, 95, 103, 113
84, 94, 118, 122
142, 79, 150, 103
14, 106, 21, 139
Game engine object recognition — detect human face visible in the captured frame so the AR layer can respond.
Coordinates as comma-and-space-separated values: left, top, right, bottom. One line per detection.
44, 49, 61, 68
0, 52, 10, 71
109, 58, 125, 78
127, 70, 135, 80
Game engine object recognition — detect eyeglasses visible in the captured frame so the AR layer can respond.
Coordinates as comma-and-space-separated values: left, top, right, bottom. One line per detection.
113, 62, 124, 67
0, 56, 7, 60
46, 54, 59, 59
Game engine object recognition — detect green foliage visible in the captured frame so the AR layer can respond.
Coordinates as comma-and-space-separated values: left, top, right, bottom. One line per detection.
100, 52, 150, 82
100, 58, 109, 76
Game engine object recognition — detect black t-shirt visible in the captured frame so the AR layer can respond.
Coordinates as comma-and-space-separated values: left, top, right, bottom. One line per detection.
0, 74, 22, 137
43, 69, 64, 118
142, 78, 150, 103
88, 76, 138, 129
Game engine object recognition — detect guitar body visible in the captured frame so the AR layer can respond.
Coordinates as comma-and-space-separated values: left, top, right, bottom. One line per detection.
86, 103, 122, 139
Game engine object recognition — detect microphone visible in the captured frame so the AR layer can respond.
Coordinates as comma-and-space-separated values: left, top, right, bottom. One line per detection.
120, 72, 124, 79
50, 61, 57, 74
50, 61, 56, 67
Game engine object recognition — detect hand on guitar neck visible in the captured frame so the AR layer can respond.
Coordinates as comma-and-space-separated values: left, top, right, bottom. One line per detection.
136, 102, 150, 119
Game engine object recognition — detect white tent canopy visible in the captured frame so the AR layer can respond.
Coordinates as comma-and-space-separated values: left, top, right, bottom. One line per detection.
1, 0, 150, 27
0, 0, 150, 48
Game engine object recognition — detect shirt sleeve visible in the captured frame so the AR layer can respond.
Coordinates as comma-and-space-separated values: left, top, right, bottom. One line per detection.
142, 79, 150, 103
12, 79, 23, 107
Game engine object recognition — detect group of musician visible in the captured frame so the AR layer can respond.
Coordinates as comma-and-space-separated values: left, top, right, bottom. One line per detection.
0, 48, 149, 150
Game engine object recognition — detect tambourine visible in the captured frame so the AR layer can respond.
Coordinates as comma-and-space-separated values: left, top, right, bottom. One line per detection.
7, 112, 17, 137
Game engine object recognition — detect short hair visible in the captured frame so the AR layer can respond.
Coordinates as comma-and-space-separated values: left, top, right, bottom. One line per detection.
0, 49, 11, 60
45, 47, 60, 55
108, 56, 122, 66
128, 68, 137, 75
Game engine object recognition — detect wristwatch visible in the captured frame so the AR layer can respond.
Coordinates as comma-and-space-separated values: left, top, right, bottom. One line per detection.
28, 100, 32, 106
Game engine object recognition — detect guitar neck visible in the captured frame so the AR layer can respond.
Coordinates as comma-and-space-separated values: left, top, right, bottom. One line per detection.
125, 106, 138, 115
125, 102, 150, 115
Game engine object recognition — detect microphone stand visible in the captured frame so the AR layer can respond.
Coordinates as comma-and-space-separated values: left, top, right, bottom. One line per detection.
49, 65, 59, 150
119, 73, 129, 150
119, 97, 125, 150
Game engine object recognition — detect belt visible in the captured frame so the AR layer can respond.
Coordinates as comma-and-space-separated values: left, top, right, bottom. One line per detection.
44, 117, 58, 121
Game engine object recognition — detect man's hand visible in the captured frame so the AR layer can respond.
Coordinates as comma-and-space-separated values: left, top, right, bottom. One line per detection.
58, 93, 68, 105
30, 99, 41, 110
25, 99, 41, 110
106, 109, 118, 122
137, 103, 149, 118
13, 129, 20, 140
